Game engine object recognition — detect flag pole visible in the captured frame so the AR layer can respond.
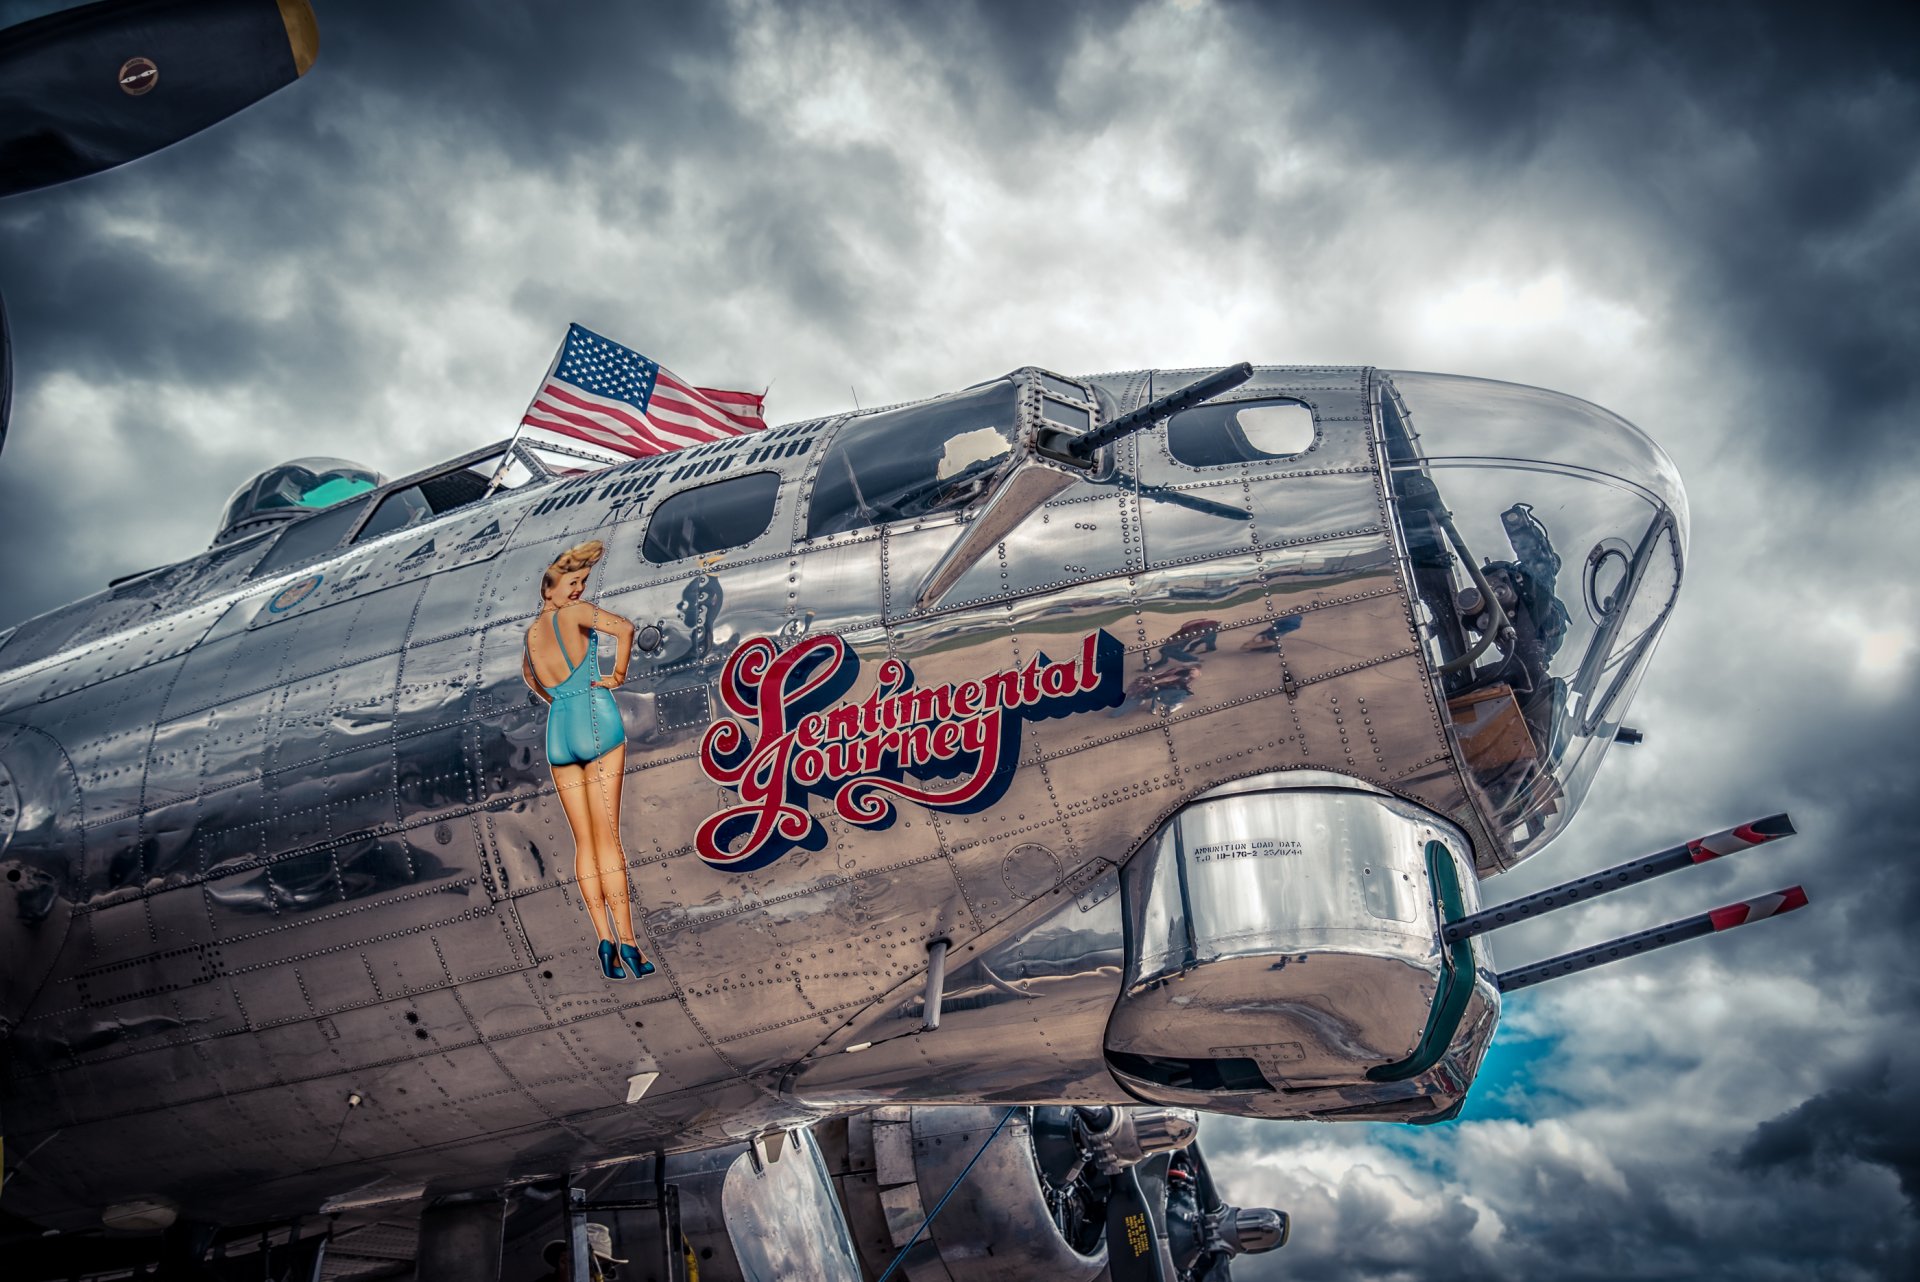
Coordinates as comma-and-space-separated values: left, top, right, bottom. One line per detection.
483, 325, 572, 499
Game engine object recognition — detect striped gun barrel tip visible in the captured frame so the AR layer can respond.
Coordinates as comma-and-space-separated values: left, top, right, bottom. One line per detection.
1443, 812, 1798, 946
1492, 885, 1811, 993
1687, 812, 1797, 862
1708, 886, 1809, 932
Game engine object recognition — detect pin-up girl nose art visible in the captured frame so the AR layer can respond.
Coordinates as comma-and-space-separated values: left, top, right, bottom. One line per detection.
521, 539, 654, 981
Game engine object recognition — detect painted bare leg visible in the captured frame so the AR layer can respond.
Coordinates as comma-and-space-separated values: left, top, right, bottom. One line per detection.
585, 748, 640, 950
553, 764, 611, 944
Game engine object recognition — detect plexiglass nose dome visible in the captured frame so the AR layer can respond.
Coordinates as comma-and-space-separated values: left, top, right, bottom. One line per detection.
213, 456, 384, 544
1380, 372, 1688, 867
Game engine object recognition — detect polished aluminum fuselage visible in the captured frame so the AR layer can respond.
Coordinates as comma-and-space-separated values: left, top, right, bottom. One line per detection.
0, 366, 1497, 1229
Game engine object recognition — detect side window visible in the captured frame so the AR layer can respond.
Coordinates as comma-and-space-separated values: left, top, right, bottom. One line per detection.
1167, 398, 1316, 468
354, 457, 505, 545
355, 486, 434, 542
806, 380, 1018, 538
247, 497, 372, 579
642, 471, 780, 563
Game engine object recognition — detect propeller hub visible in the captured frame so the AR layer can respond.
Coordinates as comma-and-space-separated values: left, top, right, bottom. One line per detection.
1211, 1205, 1290, 1255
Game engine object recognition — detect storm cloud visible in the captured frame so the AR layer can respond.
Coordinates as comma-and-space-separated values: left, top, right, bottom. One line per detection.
1, 1, 1914, 1277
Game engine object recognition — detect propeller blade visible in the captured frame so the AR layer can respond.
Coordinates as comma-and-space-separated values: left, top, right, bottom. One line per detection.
0, 0, 319, 200
1, 286, 11, 460
1105, 1163, 1171, 1282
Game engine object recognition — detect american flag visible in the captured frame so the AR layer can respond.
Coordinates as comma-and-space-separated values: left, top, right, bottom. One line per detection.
518, 324, 766, 461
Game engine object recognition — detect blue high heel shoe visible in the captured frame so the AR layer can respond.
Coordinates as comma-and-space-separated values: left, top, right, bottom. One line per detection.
618, 943, 655, 978
598, 939, 626, 979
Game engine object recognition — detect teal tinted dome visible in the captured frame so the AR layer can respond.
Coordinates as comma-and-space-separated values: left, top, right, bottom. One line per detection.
214, 456, 384, 544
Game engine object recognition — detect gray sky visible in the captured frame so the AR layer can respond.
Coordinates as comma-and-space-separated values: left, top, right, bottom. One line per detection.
2, 2, 1915, 1277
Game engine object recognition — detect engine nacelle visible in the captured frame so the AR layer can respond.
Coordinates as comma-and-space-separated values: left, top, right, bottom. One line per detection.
817, 1105, 1106, 1281
812, 1105, 1285, 1282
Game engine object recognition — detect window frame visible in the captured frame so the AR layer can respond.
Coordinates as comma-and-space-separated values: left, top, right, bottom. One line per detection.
343, 439, 527, 547
245, 493, 376, 581
800, 378, 1025, 542
1163, 395, 1321, 471
641, 469, 784, 565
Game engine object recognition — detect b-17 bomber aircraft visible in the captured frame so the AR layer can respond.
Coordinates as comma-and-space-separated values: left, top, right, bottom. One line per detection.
0, 3, 1811, 1280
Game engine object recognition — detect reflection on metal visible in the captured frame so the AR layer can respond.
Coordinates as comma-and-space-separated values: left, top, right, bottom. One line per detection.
1056, 362, 1252, 462
1210, 1204, 1290, 1256
0, 363, 1689, 1253
1367, 841, 1477, 1082
818, 1106, 1107, 1282
1104, 775, 1499, 1120
872, 1107, 1016, 1282
721, 1128, 864, 1282
788, 865, 1128, 1106
815, 1103, 1285, 1282
1076, 1105, 1199, 1171
0, 723, 75, 1036
921, 938, 950, 1032
100, 1199, 176, 1231
914, 464, 1076, 609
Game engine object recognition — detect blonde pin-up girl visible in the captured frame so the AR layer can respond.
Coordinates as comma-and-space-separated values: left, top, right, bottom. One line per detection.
522, 540, 652, 980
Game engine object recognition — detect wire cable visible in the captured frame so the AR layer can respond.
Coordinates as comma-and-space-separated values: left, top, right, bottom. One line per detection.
875, 1107, 1019, 1282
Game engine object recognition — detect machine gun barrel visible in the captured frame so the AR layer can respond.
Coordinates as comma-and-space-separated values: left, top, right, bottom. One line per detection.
1443, 813, 1795, 945
1494, 885, 1808, 993
1066, 362, 1254, 459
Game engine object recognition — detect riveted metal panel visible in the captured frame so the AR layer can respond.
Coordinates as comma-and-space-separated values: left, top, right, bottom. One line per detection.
244, 501, 529, 629
0, 364, 1555, 1231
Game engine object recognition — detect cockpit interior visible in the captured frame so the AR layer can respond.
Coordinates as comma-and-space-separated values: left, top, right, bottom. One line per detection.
1379, 371, 1687, 863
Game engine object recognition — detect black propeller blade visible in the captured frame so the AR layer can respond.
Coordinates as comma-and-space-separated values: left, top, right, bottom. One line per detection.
1, 286, 11, 459
0, 0, 319, 200
1105, 1163, 1171, 1282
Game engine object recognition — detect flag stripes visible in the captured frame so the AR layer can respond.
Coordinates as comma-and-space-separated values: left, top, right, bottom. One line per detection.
516, 323, 765, 463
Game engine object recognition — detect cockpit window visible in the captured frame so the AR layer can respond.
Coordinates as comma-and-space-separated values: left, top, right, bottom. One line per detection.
1381, 372, 1688, 865
246, 496, 373, 581
643, 471, 780, 563
354, 460, 504, 545
1167, 398, 1315, 467
806, 381, 1017, 538
355, 485, 435, 543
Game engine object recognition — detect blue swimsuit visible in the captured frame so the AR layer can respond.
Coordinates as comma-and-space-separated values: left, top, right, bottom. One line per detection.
538, 611, 625, 766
